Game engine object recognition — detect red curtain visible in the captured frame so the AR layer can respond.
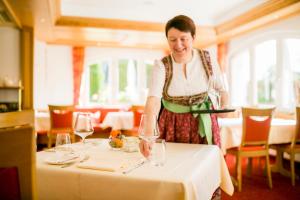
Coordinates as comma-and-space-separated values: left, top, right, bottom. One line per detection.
72, 46, 85, 105
217, 43, 228, 72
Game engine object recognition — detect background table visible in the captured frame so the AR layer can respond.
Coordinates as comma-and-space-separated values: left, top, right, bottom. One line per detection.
219, 118, 299, 161
36, 140, 234, 200
219, 118, 296, 153
101, 111, 133, 130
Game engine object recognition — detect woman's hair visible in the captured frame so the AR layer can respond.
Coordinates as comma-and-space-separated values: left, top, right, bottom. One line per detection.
165, 15, 196, 38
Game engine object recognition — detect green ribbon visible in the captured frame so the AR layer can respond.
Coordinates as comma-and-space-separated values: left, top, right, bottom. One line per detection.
162, 99, 213, 145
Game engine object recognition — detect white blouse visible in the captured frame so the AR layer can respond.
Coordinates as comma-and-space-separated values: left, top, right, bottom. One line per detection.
148, 49, 226, 100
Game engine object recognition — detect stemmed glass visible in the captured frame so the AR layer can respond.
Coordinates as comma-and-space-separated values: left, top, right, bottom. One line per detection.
74, 113, 94, 144
138, 114, 160, 143
207, 75, 221, 110
53, 133, 77, 163
138, 114, 161, 164
55, 133, 72, 157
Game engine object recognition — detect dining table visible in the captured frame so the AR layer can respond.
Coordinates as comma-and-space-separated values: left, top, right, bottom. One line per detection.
101, 111, 134, 130
218, 117, 299, 176
218, 117, 296, 154
35, 111, 134, 132
36, 139, 234, 200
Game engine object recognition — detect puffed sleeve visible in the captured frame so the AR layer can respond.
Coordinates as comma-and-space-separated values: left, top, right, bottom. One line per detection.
209, 50, 228, 92
147, 59, 166, 99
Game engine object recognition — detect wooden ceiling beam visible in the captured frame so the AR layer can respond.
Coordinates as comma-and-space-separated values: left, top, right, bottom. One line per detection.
202, 0, 300, 47
56, 16, 165, 32
216, 0, 300, 34
47, 38, 168, 50
2, 0, 22, 28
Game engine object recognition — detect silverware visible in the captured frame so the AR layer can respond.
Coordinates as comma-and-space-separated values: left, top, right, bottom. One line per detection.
122, 160, 146, 174
61, 155, 89, 168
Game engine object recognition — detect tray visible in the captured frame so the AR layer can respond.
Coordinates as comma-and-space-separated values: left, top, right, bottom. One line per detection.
191, 109, 235, 114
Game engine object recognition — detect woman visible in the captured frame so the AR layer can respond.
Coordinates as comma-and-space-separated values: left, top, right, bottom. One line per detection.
140, 15, 229, 198
140, 14, 229, 153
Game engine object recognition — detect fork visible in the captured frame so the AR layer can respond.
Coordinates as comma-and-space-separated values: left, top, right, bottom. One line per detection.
61, 154, 89, 168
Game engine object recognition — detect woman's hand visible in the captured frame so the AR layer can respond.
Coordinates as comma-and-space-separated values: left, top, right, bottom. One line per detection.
139, 139, 152, 158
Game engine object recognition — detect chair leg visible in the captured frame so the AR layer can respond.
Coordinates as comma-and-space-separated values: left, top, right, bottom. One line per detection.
266, 155, 273, 189
71, 134, 75, 143
237, 155, 242, 192
48, 135, 52, 148
246, 157, 252, 176
290, 152, 295, 186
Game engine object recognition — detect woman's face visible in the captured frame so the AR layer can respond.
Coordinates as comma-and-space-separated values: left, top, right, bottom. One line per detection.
167, 27, 195, 62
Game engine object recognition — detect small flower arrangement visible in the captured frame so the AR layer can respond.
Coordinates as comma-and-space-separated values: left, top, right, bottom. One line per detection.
108, 130, 124, 149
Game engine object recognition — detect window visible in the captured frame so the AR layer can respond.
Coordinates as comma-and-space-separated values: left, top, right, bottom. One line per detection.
145, 60, 154, 88
81, 58, 152, 106
255, 40, 276, 104
118, 59, 138, 103
230, 51, 250, 107
89, 61, 109, 103
229, 36, 300, 111
285, 39, 300, 105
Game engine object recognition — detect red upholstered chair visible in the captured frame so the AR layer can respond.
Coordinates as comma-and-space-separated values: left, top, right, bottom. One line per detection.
48, 105, 75, 148
270, 106, 300, 186
0, 125, 37, 200
227, 107, 275, 192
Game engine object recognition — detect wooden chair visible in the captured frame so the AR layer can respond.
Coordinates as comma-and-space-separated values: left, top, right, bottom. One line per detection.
0, 110, 36, 200
227, 107, 275, 192
270, 106, 300, 186
48, 105, 75, 148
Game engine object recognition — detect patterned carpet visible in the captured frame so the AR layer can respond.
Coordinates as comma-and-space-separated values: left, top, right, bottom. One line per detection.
222, 154, 300, 200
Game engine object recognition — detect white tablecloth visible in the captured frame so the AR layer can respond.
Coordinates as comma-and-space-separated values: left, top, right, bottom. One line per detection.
102, 112, 133, 130
219, 118, 296, 154
36, 140, 234, 200
35, 112, 51, 132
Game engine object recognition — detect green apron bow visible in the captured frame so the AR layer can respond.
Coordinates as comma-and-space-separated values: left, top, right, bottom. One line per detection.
162, 99, 213, 145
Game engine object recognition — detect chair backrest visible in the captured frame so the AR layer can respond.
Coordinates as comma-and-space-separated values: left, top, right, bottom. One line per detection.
294, 107, 300, 146
130, 105, 145, 127
0, 124, 37, 200
48, 105, 74, 130
241, 107, 275, 146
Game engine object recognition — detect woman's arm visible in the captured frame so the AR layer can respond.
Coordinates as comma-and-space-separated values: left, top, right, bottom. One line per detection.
139, 96, 161, 158
220, 91, 229, 109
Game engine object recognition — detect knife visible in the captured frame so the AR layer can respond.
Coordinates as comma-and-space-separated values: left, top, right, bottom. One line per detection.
122, 160, 146, 174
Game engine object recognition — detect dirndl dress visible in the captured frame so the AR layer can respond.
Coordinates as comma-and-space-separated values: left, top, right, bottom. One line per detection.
158, 49, 221, 200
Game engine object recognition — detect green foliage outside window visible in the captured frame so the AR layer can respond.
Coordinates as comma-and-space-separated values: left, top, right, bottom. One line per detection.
119, 59, 128, 92
89, 62, 108, 103
257, 65, 275, 104
146, 63, 153, 88
89, 64, 100, 102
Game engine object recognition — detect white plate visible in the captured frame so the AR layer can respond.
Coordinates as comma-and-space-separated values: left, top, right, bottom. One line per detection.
44, 153, 80, 165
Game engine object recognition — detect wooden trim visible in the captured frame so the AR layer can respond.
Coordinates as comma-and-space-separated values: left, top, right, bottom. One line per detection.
0, 110, 34, 128
21, 26, 34, 110
48, 0, 61, 25
56, 16, 166, 32
47, 39, 169, 50
2, 0, 22, 28
211, 0, 300, 45
216, 0, 300, 34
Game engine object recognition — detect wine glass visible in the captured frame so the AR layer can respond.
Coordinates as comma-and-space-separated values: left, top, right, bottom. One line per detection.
138, 114, 160, 163
138, 114, 160, 143
55, 133, 72, 159
74, 112, 94, 144
207, 75, 221, 110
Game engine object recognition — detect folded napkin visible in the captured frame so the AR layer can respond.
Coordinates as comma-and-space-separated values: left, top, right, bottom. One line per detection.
77, 160, 121, 172
45, 153, 79, 165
